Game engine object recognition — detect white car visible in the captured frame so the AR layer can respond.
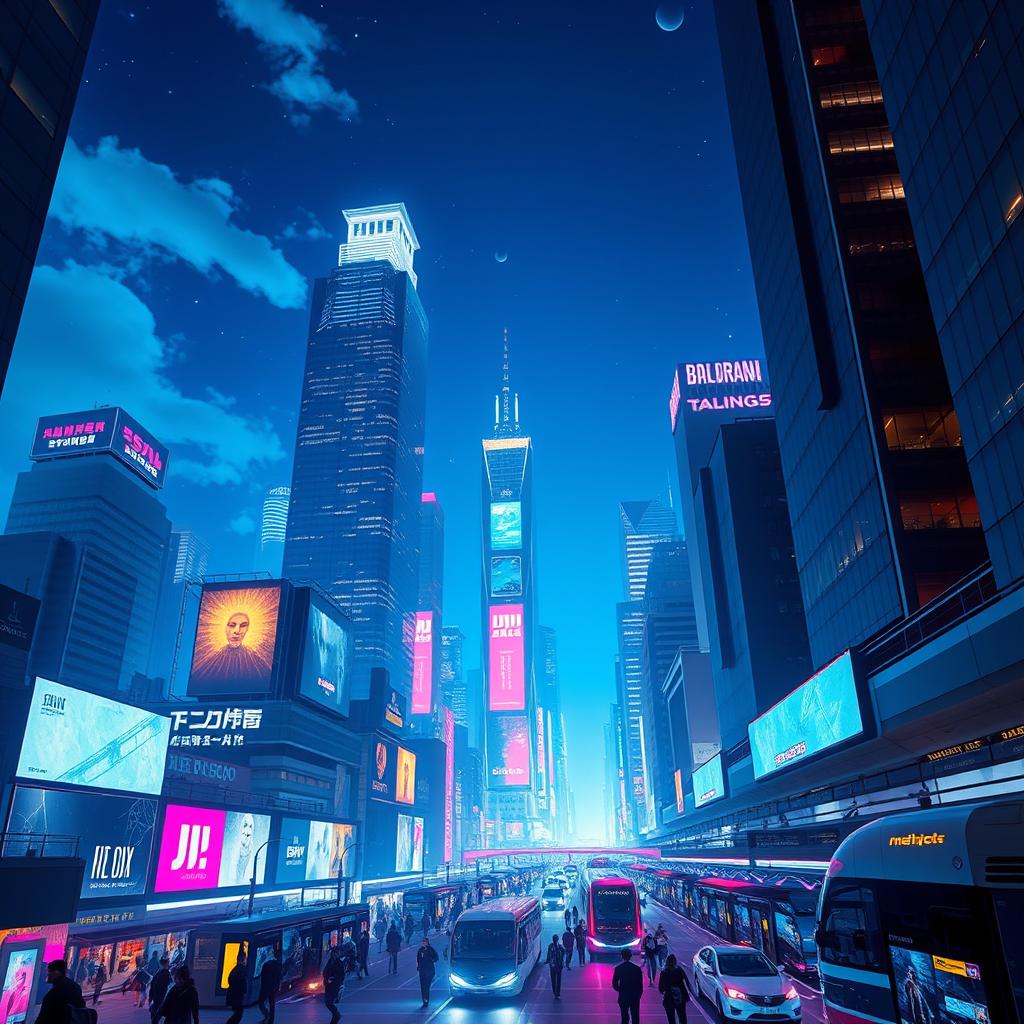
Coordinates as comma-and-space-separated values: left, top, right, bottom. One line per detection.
692, 945, 801, 1022
542, 886, 566, 911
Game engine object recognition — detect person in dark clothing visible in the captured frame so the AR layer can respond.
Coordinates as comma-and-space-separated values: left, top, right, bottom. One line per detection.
642, 932, 659, 986
416, 939, 439, 1006
658, 955, 690, 1024
373, 917, 386, 953
404, 914, 415, 946
571, 906, 579, 927
561, 928, 575, 972
322, 949, 344, 1024
545, 937, 564, 1000
356, 929, 370, 979
612, 950, 644, 1024
420, 911, 431, 939
35, 960, 85, 1024
225, 951, 247, 1024
385, 925, 402, 975
573, 922, 586, 966
90, 963, 107, 1006
563, 908, 572, 930
154, 967, 199, 1024
148, 958, 172, 1024
256, 949, 281, 1024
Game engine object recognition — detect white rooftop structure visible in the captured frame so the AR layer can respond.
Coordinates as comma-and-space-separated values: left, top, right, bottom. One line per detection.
338, 203, 420, 288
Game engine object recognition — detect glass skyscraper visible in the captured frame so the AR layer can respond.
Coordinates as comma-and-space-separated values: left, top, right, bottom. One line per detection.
283, 204, 427, 700
255, 485, 289, 577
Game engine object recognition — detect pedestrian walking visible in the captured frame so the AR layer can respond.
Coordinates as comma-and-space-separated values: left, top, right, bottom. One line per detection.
420, 911, 431, 939
571, 906, 580, 928
642, 931, 658, 986
654, 926, 668, 970
404, 914, 415, 946
658, 955, 690, 1024
416, 939, 439, 1007
563, 908, 572, 930
153, 967, 199, 1024
224, 950, 246, 1024
545, 936, 564, 1000
561, 928, 575, 972
373, 917, 386, 953
612, 950, 644, 1024
35, 960, 85, 1024
573, 922, 586, 966
90, 963, 107, 1007
256, 948, 281, 1024
148, 958, 172, 1024
322, 949, 344, 1024
386, 924, 402, 975
356, 928, 370, 979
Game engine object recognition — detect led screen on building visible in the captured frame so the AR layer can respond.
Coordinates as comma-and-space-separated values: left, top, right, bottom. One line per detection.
188, 584, 281, 696
749, 651, 864, 780
7, 787, 157, 900
0, 584, 38, 652
411, 611, 433, 715
412, 816, 424, 872
691, 753, 726, 808
17, 679, 170, 796
442, 707, 454, 864
154, 804, 271, 892
673, 770, 684, 814
395, 747, 416, 805
490, 556, 522, 597
277, 818, 357, 883
299, 596, 351, 715
489, 501, 522, 550
396, 814, 414, 873
370, 738, 398, 802
486, 713, 530, 789
488, 603, 525, 711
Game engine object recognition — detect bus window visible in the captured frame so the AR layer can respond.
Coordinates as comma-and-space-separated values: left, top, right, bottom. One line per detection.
819, 884, 882, 969
733, 904, 753, 946
452, 922, 515, 959
994, 892, 1024, 1021
774, 911, 802, 965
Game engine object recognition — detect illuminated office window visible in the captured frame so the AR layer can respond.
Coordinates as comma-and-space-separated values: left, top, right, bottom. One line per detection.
837, 174, 904, 204
828, 127, 893, 154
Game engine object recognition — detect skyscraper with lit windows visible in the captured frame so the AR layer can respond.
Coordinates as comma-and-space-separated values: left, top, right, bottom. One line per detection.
256, 486, 289, 576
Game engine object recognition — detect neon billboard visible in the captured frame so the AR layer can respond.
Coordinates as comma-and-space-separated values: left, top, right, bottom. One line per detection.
488, 602, 525, 710
396, 747, 416, 805
443, 707, 454, 863
490, 502, 522, 549
411, 611, 433, 714
673, 770, 684, 814
486, 713, 530, 789
691, 753, 726, 808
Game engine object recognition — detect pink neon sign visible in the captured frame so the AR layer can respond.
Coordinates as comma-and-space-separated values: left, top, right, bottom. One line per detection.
488, 603, 525, 710
154, 804, 225, 892
443, 707, 454, 863
411, 611, 433, 714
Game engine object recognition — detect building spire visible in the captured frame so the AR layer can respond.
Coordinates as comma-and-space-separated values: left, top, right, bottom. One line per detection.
494, 327, 521, 438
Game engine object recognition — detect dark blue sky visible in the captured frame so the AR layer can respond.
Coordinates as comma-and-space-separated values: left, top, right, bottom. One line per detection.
0, 0, 763, 837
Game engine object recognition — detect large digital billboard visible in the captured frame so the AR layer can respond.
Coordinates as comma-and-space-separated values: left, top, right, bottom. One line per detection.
411, 611, 433, 715
7, 787, 156, 900
154, 804, 271, 892
299, 596, 351, 715
673, 770, 684, 814
188, 584, 281, 696
0, 584, 38, 652
395, 747, 416, 805
17, 679, 170, 796
490, 501, 522, 550
490, 556, 522, 597
442, 707, 454, 864
691, 753, 726, 809
30, 407, 169, 489
369, 738, 398, 802
486, 713, 530, 789
277, 818, 356, 883
488, 603, 525, 711
396, 814, 414, 872
749, 651, 865, 780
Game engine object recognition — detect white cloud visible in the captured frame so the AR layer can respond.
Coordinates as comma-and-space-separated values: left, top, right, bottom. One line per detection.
218, 0, 358, 122
51, 137, 307, 309
280, 209, 331, 241
229, 513, 257, 535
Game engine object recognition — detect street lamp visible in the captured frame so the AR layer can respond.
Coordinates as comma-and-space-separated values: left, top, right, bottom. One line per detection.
248, 838, 286, 919
337, 841, 363, 907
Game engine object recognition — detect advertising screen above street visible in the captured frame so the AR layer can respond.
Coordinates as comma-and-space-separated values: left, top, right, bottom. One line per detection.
395, 747, 416, 805
370, 738, 398, 802
691, 753, 726, 808
299, 596, 351, 715
411, 611, 433, 714
277, 818, 356, 883
488, 602, 525, 710
490, 555, 523, 597
17, 678, 170, 796
749, 651, 865, 780
188, 584, 281, 696
490, 501, 522, 549
486, 713, 531, 789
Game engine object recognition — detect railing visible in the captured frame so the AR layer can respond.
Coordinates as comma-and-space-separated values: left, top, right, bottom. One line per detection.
162, 778, 323, 816
1, 832, 80, 858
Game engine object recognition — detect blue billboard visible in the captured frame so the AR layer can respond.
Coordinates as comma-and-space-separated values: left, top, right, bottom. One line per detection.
490, 502, 522, 550
749, 652, 865, 780
691, 753, 725, 809
299, 596, 352, 715
490, 556, 523, 597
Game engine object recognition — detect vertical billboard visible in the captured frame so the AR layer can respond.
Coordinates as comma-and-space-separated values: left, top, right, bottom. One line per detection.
673, 770, 685, 814
188, 584, 282, 696
17, 679, 170, 796
488, 603, 525, 710
412, 817, 424, 872
396, 814, 414, 872
0, 584, 39, 652
691, 753, 726, 808
411, 612, 433, 715
300, 596, 351, 715
442, 707, 454, 864
154, 804, 271, 892
369, 738, 398, 802
486, 714, 530, 789
490, 556, 522, 597
489, 502, 522, 549
395, 748, 416, 805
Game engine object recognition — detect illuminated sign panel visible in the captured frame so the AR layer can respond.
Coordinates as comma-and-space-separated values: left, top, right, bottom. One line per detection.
490, 502, 522, 550
490, 556, 523, 597
0, 584, 38, 652
153, 803, 271, 892
169, 706, 262, 749
188, 584, 281, 696
370, 738, 398, 802
277, 818, 356, 882
486, 713, 530, 789
396, 814, 424, 873
7, 787, 156, 900
673, 770, 684, 814
488, 603, 525, 710
680, 360, 771, 413
30, 407, 169, 489
395, 747, 416, 805
749, 651, 865, 780
669, 368, 682, 433
411, 611, 433, 714
17, 679, 170, 796
691, 753, 726, 808
299, 596, 351, 715
443, 707, 455, 864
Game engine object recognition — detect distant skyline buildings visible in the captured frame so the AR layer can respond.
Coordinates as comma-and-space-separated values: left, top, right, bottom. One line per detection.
171, 527, 209, 584
283, 203, 427, 700
440, 624, 467, 728
255, 486, 289, 577
619, 492, 677, 600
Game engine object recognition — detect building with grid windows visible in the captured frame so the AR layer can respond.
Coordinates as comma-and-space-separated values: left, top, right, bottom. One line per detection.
256, 486, 289, 577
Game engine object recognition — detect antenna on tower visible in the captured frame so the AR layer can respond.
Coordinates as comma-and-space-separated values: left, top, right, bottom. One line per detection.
493, 327, 521, 438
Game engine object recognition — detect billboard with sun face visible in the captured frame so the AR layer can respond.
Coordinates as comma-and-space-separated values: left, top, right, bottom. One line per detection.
188, 584, 282, 696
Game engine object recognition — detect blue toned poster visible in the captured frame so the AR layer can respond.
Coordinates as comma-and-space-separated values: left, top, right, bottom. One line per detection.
691, 753, 725, 808
490, 555, 523, 596
490, 502, 522, 550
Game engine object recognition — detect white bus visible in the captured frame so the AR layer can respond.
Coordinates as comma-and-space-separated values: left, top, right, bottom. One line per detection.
447, 896, 543, 997
816, 800, 1023, 1024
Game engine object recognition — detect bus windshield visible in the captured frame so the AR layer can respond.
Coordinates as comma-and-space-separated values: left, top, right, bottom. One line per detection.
594, 889, 636, 925
451, 922, 515, 960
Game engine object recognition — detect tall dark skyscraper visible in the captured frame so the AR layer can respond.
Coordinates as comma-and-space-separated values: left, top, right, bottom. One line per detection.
0, 0, 99, 397
440, 625, 467, 727
284, 204, 427, 700
714, 0, 989, 668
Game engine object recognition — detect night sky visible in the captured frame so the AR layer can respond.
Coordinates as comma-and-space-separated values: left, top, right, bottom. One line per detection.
0, 0, 763, 838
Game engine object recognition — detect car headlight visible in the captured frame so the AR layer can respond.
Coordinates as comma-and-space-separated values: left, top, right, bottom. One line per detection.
449, 973, 468, 987
784, 986, 799, 1001
495, 973, 518, 987
723, 986, 749, 1001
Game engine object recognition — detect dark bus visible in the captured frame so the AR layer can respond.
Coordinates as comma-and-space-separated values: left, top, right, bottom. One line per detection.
582, 876, 642, 955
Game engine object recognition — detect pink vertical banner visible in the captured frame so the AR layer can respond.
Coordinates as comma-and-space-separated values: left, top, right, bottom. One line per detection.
443, 707, 454, 863
412, 611, 433, 714
154, 804, 226, 892
488, 603, 525, 710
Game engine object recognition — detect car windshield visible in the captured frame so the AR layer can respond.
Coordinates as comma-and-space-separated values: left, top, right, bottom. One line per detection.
451, 922, 515, 960
717, 952, 778, 977
543, 888, 562, 898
